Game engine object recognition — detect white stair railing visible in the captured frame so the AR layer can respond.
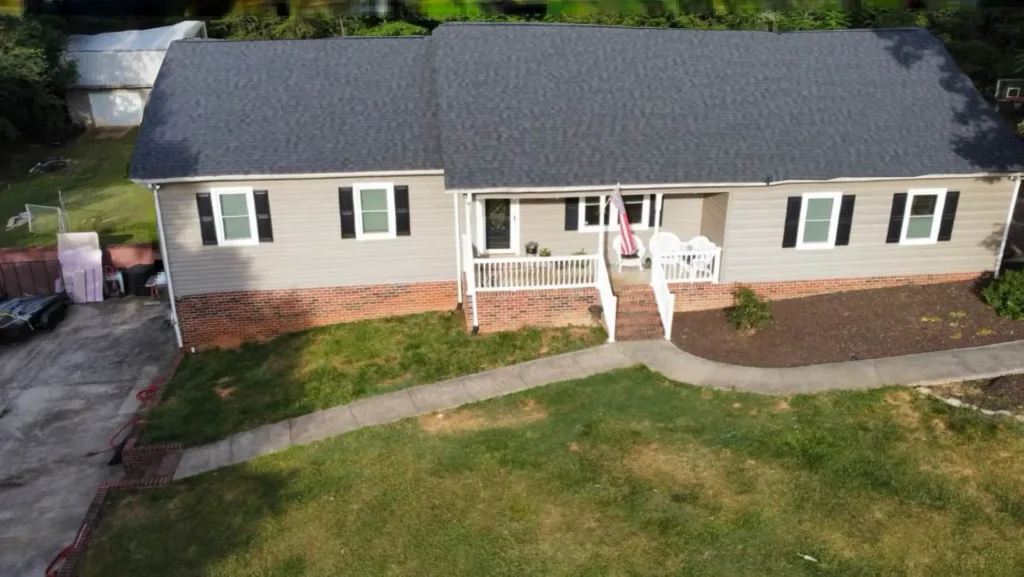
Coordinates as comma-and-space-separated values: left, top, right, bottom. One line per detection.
596, 257, 617, 343
649, 252, 675, 340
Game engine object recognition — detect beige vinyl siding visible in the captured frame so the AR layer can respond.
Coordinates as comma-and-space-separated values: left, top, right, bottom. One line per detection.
719, 177, 1014, 283
477, 194, 704, 257
700, 193, 729, 246
159, 175, 457, 297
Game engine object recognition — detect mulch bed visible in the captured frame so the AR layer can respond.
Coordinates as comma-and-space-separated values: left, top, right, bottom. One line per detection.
672, 281, 1024, 368
931, 374, 1024, 413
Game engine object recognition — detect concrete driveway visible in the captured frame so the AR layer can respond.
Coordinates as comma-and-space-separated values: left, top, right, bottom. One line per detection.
0, 299, 176, 577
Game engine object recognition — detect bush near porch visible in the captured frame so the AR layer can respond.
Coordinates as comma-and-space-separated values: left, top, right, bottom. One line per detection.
142, 311, 605, 446
84, 367, 1024, 576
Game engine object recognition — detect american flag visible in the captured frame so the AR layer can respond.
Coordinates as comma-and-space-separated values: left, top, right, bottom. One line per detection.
609, 185, 637, 255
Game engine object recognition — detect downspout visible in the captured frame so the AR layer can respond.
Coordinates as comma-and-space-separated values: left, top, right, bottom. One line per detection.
150, 184, 183, 349
452, 192, 463, 310
995, 175, 1023, 278
464, 193, 479, 334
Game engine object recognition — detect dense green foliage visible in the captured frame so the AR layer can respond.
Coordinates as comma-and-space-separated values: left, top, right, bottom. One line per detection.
982, 269, 1024, 321
0, 15, 76, 147
728, 286, 773, 333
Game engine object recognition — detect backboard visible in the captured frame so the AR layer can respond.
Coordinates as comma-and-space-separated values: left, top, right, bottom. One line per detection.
995, 78, 1024, 108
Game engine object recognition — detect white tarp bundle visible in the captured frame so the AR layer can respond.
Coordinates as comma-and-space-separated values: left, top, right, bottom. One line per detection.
66, 21, 206, 89
57, 232, 103, 303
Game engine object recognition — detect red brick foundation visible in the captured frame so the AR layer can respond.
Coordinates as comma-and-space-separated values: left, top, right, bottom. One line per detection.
470, 287, 601, 333
671, 272, 980, 312
176, 281, 459, 347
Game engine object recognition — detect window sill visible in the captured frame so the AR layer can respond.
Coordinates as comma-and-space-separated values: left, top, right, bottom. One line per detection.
794, 243, 836, 250
356, 233, 398, 241
218, 239, 260, 247
899, 238, 938, 246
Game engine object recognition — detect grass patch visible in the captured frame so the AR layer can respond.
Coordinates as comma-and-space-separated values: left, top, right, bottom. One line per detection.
86, 367, 1024, 576
0, 129, 155, 247
143, 312, 605, 446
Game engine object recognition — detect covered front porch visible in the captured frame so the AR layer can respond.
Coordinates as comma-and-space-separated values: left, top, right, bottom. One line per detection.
454, 189, 726, 342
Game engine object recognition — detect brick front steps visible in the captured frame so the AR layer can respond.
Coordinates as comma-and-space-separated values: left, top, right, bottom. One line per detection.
615, 285, 664, 341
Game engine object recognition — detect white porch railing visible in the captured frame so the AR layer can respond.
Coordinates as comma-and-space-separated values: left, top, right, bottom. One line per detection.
659, 248, 723, 284
473, 255, 599, 291
649, 253, 675, 340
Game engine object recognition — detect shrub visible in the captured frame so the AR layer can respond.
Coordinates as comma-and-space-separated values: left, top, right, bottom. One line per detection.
982, 270, 1024, 320
728, 287, 772, 334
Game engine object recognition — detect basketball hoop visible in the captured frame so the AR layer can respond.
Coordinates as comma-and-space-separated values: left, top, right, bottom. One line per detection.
1010, 96, 1024, 110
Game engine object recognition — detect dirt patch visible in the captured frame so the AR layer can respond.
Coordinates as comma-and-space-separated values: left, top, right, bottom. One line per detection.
885, 390, 922, 429
624, 443, 787, 511
772, 399, 790, 412
673, 282, 1024, 368
420, 398, 547, 434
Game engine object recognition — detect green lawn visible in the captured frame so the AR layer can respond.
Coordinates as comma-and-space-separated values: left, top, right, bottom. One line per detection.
87, 367, 1024, 576
143, 312, 606, 446
0, 129, 155, 247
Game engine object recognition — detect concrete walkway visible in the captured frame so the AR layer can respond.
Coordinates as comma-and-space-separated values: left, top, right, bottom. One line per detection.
174, 338, 1024, 480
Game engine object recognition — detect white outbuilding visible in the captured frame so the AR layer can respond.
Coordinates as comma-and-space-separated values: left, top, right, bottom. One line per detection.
65, 21, 207, 128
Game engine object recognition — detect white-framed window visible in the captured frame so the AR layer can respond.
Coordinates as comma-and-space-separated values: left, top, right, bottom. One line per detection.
211, 186, 259, 246
795, 192, 843, 250
579, 195, 650, 232
353, 182, 396, 240
900, 188, 947, 245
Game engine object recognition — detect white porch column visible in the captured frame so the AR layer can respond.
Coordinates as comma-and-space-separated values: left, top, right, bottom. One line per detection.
464, 192, 474, 285
464, 193, 479, 333
597, 194, 607, 260
654, 193, 664, 235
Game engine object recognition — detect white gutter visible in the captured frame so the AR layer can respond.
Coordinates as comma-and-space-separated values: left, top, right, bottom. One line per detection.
446, 172, 1019, 195
994, 175, 1023, 278
151, 185, 183, 349
133, 169, 444, 186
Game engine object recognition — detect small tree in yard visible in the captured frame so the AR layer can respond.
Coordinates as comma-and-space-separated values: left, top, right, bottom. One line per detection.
982, 270, 1024, 320
728, 287, 772, 334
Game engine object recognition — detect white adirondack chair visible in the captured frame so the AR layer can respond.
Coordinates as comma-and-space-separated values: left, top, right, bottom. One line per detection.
649, 231, 682, 256
613, 234, 646, 273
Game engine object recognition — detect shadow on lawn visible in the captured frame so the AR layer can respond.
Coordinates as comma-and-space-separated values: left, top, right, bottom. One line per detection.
85, 468, 302, 577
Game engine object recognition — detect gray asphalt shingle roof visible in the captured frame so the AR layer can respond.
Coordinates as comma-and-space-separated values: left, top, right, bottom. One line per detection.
130, 36, 442, 181
131, 23, 1024, 186
433, 23, 1024, 189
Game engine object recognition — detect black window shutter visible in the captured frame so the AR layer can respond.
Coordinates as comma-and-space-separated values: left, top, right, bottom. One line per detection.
394, 185, 411, 237
253, 190, 273, 242
886, 193, 908, 244
564, 197, 579, 231
648, 194, 657, 227
781, 196, 801, 248
835, 195, 856, 246
196, 193, 217, 246
937, 191, 960, 242
339, 187, 355, 239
